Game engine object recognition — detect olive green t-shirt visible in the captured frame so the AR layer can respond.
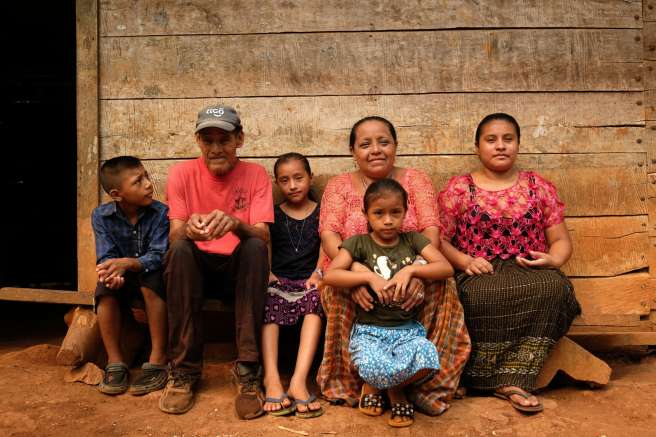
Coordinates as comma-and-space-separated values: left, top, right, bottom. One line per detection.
340, 232, 431, 327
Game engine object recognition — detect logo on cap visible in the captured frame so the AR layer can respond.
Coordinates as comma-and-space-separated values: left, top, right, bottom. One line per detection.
207, 108, 225, 118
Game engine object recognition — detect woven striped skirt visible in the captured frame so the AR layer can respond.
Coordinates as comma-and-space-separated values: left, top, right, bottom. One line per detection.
456, 258, 580, 391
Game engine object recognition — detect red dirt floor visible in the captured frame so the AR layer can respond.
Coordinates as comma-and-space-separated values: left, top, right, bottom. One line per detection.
1, 302, 655, 437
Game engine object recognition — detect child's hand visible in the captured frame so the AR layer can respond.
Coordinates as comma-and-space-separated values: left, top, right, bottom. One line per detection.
96, 258, 132, 282
305, 270, 322, 290
104, 275, 124, 290
384, 266, 415, 303
369, 273, 393, 305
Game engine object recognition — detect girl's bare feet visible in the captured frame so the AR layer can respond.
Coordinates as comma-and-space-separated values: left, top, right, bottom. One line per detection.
288, 376, 322, 415
263, 377, 292, 414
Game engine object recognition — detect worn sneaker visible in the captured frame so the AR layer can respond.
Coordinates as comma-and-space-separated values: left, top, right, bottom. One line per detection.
129, 362, 168, 396
99, 362, 129, 395
232, 362, 265, 420
158, 373, 197, 414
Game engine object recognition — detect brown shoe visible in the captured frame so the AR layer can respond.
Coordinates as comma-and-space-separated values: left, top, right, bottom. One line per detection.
232, 362, 265, 420
158, 373, 197, 414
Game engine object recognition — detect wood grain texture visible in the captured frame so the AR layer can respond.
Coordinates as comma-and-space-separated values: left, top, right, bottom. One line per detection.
572, 314, 640, 327
99, 93, 645, 159
135, 153, 647, 217
99, 29, 643, 99
644, 22, 656, 61
99, 0, 643, 36
564, 216, 649, 277
535, 337, 611, 388
571, 273, 653, 316
646, 1, 656, 22
567, 332, 656, 348
0, 288, 94, 305
77, 0, 100, 293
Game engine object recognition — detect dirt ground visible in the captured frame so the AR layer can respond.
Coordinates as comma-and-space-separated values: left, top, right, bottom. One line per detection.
1, 302, 656, 437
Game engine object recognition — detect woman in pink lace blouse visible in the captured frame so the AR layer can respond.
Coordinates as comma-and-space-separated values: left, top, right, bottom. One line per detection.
438, 113, 580, 414
317, 116, 471, 416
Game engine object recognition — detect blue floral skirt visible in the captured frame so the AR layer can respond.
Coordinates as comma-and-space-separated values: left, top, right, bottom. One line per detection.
349, 320, 440, 390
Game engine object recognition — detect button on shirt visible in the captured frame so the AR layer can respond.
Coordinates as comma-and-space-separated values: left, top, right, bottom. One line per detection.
92, 200, 169, 273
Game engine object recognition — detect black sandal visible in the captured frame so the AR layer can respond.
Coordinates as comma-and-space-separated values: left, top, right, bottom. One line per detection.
358, 386, 385, 417
388, 401, 414, 428
99, 362, 129, 395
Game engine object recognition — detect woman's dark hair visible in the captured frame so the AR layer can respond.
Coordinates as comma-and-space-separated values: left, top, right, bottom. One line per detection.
474, 113, 520, 146
273, 152, 317, 201
363, 178, 408, 213
349, 116, 398, 151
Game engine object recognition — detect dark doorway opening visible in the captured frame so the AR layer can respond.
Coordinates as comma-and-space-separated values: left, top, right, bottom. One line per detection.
0, 2, 77, 289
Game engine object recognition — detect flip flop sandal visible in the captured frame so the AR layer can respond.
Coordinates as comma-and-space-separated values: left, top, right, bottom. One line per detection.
358, 386, 385, 417
294, 394, 324, 419
99, 362, 129, 395
494, 388, 544, 413
388, 402, 414, 428
129, 362, 168, 396
264, 392, 296, 416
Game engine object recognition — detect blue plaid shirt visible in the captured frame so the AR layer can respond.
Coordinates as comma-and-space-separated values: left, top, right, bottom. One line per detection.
91, 200, 169, 273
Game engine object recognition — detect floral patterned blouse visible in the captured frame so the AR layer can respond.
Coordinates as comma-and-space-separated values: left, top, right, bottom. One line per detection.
438, 171, 565, 261
319, 168, 439, 240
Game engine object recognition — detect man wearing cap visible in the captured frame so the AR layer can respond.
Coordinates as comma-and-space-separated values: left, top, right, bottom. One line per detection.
159, 104, 272, 419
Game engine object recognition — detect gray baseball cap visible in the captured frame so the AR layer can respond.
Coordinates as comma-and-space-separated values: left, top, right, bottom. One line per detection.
195, 104, 242, 133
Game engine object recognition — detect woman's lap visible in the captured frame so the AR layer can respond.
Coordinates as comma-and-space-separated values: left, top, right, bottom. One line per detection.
456, 258, 580, 391
317, 280, 471, 415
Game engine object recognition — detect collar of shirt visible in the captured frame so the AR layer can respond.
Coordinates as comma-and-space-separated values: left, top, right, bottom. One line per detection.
97, 201, 157, 224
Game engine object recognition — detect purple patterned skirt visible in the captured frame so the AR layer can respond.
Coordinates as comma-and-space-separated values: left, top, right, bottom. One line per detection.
264, 277, 324, 326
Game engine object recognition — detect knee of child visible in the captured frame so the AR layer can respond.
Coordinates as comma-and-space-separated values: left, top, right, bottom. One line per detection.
140, 287, 162, 303
95, 294, 120, 313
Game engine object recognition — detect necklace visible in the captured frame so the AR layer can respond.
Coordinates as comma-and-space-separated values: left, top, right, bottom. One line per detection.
359, 168, 396, 191
284, 213, 306, 253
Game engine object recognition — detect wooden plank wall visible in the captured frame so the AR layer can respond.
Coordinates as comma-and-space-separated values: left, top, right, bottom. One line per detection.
82, 0, 656, 342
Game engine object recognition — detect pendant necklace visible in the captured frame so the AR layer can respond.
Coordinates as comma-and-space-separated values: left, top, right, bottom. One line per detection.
360, 168, 396, 192
283, 203, 314, 253
285, 214, 306, 253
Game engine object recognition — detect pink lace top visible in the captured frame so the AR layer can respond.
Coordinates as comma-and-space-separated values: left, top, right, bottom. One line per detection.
438, 171, 565, 260
320, 168, 439, 240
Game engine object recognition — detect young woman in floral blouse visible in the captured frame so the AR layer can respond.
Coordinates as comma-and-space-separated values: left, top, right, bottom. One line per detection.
438, 113, 580, 414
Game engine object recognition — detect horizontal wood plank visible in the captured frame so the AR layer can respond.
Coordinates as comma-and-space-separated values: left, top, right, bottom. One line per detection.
571, 273, 653, 316
100, 29, 643, 99
571, 314, 640, 327
100, 0, 643, 36
0, 288, 93, 305
99, 93, 645, 159
136, 154, 647, 218
564, 216, 649, 277
567, 332, 656, 349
